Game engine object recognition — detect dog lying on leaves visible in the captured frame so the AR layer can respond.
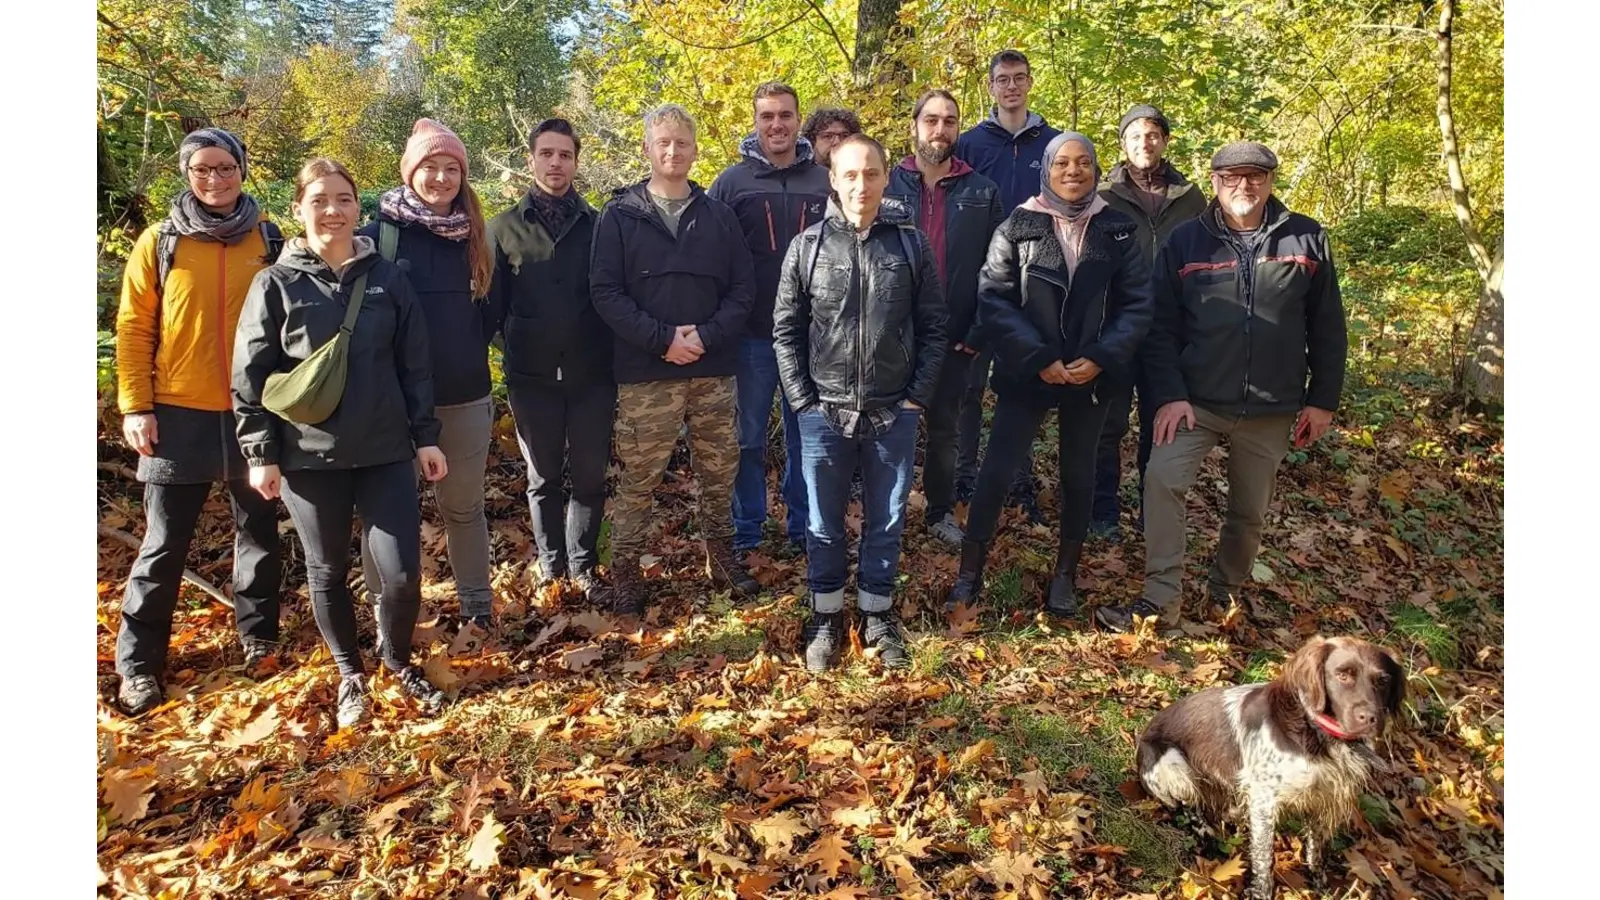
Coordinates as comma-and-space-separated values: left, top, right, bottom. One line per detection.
1137, 635, 1405, 900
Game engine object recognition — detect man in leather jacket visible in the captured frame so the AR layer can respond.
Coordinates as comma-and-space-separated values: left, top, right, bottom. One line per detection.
772, 134, 948, 672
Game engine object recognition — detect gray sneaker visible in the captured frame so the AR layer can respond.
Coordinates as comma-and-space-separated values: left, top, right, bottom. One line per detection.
336, 675, 370, 729
396, 666, 447, 714
118, 674, 163, 716
928, 512, 965, 547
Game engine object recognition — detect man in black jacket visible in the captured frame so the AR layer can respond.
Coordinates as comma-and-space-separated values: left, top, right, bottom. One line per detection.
591, 104, 760, 615
774, 134, 948, 672
711, 82, 833, 565
490, 118, 613, 601
1091, 104, 1207, 542
1096, 142, 1347, 632
885, 90, 1003, 546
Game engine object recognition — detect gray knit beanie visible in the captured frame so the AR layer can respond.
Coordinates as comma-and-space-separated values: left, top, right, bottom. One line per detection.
178, 128, 248, 180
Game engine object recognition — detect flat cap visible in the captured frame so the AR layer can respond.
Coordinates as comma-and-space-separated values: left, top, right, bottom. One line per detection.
1210, 141, 1279, 171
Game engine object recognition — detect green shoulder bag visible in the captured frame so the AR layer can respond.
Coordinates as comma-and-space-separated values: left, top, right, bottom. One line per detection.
261, 271, 369, 425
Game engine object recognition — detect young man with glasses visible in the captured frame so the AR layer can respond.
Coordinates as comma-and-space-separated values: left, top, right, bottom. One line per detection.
1096, 142, 1348, 633
801, 107, 862, 170
952, 49, 1063, 523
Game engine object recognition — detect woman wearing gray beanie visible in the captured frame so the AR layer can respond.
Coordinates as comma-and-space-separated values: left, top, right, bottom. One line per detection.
946, 132, 1155, 620
112, 127, 287, 716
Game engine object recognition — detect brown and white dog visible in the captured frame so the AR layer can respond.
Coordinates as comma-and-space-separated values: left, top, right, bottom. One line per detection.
1136, 635, 1405, 900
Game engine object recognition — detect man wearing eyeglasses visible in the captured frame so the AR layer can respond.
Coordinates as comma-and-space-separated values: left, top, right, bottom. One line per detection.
952, 48, 1063, 523
1096, 142, 1348, 633
801, 107, 862, 170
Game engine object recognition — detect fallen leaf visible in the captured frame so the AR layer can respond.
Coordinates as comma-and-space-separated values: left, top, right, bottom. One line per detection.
957, 738, 996, 769
1345, 848, 1382, 885
464, 811, 505, 871
424, 653, 464, 692
101, 767, 156, 824
221, 704, 281, 748
736, 870, 784, 899
802, 832, 858, 878
946, 601, 981, 638
1209, 855, 1246, 885
982, 850, 1051, 890
368, 796, 415, 840
561, 645, 606, 672
750, 810, 812, 857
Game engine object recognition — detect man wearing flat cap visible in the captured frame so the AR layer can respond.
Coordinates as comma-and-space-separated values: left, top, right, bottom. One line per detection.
1091, 104, 1207, 543
1096, 141, 1347, 633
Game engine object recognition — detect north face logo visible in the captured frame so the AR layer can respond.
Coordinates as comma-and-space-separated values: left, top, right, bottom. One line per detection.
365, 286, 386, 295
1029, 160, 1042, 169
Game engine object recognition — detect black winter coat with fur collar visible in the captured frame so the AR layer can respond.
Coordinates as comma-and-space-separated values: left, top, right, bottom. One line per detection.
974, 206, 1155, 407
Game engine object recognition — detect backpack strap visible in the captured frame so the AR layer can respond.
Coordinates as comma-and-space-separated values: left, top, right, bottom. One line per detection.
154, 224, 180, 299
379, 220, 400, 262
258, 220, 284, 264
341, 272, 369, 335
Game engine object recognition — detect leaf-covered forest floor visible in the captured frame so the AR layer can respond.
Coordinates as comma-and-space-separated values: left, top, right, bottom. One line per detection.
95, 372, 1504, 899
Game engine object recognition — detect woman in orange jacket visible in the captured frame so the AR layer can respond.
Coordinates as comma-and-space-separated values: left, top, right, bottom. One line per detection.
113, 128, 285, 716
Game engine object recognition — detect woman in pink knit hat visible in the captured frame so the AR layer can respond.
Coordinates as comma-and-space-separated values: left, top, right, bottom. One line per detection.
358, 118, 503, 631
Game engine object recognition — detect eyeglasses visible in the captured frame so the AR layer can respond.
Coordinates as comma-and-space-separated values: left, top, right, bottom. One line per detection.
188, 164, 240, 180
1216, 171, 1270, 187
817, 129, 853, 142
991, 74, 1032, 88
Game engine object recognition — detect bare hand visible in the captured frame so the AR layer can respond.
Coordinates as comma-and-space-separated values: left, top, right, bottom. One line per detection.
682, 325, 705, 353
123, 413, 159, 457
417, 446, 449, 482
902, 399, 923, 411
1063, 357, 1102, 385
249, 464, 281, 500
664, 326, 704, 365
953, 341, 978, 356
1039, 360, 1071, 385
1153, 401, 1196, 446
1293, 406, 1334, 448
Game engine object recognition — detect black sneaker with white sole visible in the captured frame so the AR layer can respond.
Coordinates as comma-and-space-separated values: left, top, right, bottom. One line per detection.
802, 611, 845, 673
118, 674, 164, 716
396, 666, 447, 714
860, 610, 910, 669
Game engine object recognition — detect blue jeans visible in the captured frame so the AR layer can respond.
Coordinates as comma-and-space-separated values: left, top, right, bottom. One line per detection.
797, 404, 920, 608
733, 337, 807, 550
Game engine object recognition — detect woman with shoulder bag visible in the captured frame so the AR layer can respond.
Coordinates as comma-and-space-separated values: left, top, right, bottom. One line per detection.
113, 128, 286, 716
357, 119, 500, 630
233, 157, 449, 729
945, 132, 1154, 619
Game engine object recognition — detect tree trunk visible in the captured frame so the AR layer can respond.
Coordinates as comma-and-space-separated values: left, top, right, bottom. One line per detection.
855, 0, 909, 92
1436, 0, 1502, 405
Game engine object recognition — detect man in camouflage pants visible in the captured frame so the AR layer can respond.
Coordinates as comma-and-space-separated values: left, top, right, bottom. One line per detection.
589, 104, 759, 614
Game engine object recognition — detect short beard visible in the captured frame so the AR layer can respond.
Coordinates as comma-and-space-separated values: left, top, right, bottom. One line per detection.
1225, 195, 1261, 219
915, 139, 953, 167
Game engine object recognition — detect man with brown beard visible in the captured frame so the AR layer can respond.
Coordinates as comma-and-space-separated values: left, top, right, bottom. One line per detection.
885, 90, 1002, 547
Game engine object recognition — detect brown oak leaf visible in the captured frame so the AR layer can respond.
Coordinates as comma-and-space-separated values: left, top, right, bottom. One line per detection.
749, 810, 811, 857
802, 831, 858, 879
101, 766, 156, 824
464, 811, 505, 871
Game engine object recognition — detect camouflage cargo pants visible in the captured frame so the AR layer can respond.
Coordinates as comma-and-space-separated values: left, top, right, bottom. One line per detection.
609, 377, 738, 562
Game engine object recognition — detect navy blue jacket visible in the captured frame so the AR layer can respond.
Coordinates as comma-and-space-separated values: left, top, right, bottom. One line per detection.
358, 215, 499, 406
589, 180, 756, 384
953, 110, 1063, 215
709, 135, 832, 339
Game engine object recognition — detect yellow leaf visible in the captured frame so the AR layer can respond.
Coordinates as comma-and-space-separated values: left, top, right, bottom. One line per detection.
101, 766, 156, 824
221, 703, 281, 748
465, 811, 505, 871
1209, 855, 1246, 885
957, 738, 996, 769
749, 810, 812, 856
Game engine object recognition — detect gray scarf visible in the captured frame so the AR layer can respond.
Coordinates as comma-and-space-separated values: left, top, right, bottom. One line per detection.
165, 191, 262, 245
1037, 131, 1102, 219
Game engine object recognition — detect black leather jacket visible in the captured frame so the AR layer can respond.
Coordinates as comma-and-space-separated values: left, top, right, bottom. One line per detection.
773, 198, 948, 415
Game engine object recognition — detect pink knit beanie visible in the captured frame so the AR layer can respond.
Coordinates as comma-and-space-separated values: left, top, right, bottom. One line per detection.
400, 118, 470, 187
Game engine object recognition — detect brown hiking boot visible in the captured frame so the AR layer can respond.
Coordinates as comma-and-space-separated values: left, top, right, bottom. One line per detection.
705, 537, 760, 598
601, 555, 647, 617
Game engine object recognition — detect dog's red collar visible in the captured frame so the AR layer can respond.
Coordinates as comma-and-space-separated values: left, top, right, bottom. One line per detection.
1311, 712, 1358, 740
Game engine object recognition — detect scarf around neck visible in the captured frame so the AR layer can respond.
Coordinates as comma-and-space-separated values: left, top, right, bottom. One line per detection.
379, 185, 472, 242
165, 191, 262, 245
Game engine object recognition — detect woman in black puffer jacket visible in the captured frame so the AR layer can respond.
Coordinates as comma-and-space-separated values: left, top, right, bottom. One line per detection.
946, 132, 1154, 619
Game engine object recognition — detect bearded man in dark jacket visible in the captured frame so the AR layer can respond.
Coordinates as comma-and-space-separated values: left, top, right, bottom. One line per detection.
773, 134, 947, 673
1096, 142, 1348, 632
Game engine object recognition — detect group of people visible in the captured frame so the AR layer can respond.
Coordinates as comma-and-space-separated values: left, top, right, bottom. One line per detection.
110, 47, 1346, 725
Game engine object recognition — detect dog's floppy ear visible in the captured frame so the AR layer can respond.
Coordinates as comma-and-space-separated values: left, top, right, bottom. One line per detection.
1378, 645, 1406, 716
1283, 635, 1332, 713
